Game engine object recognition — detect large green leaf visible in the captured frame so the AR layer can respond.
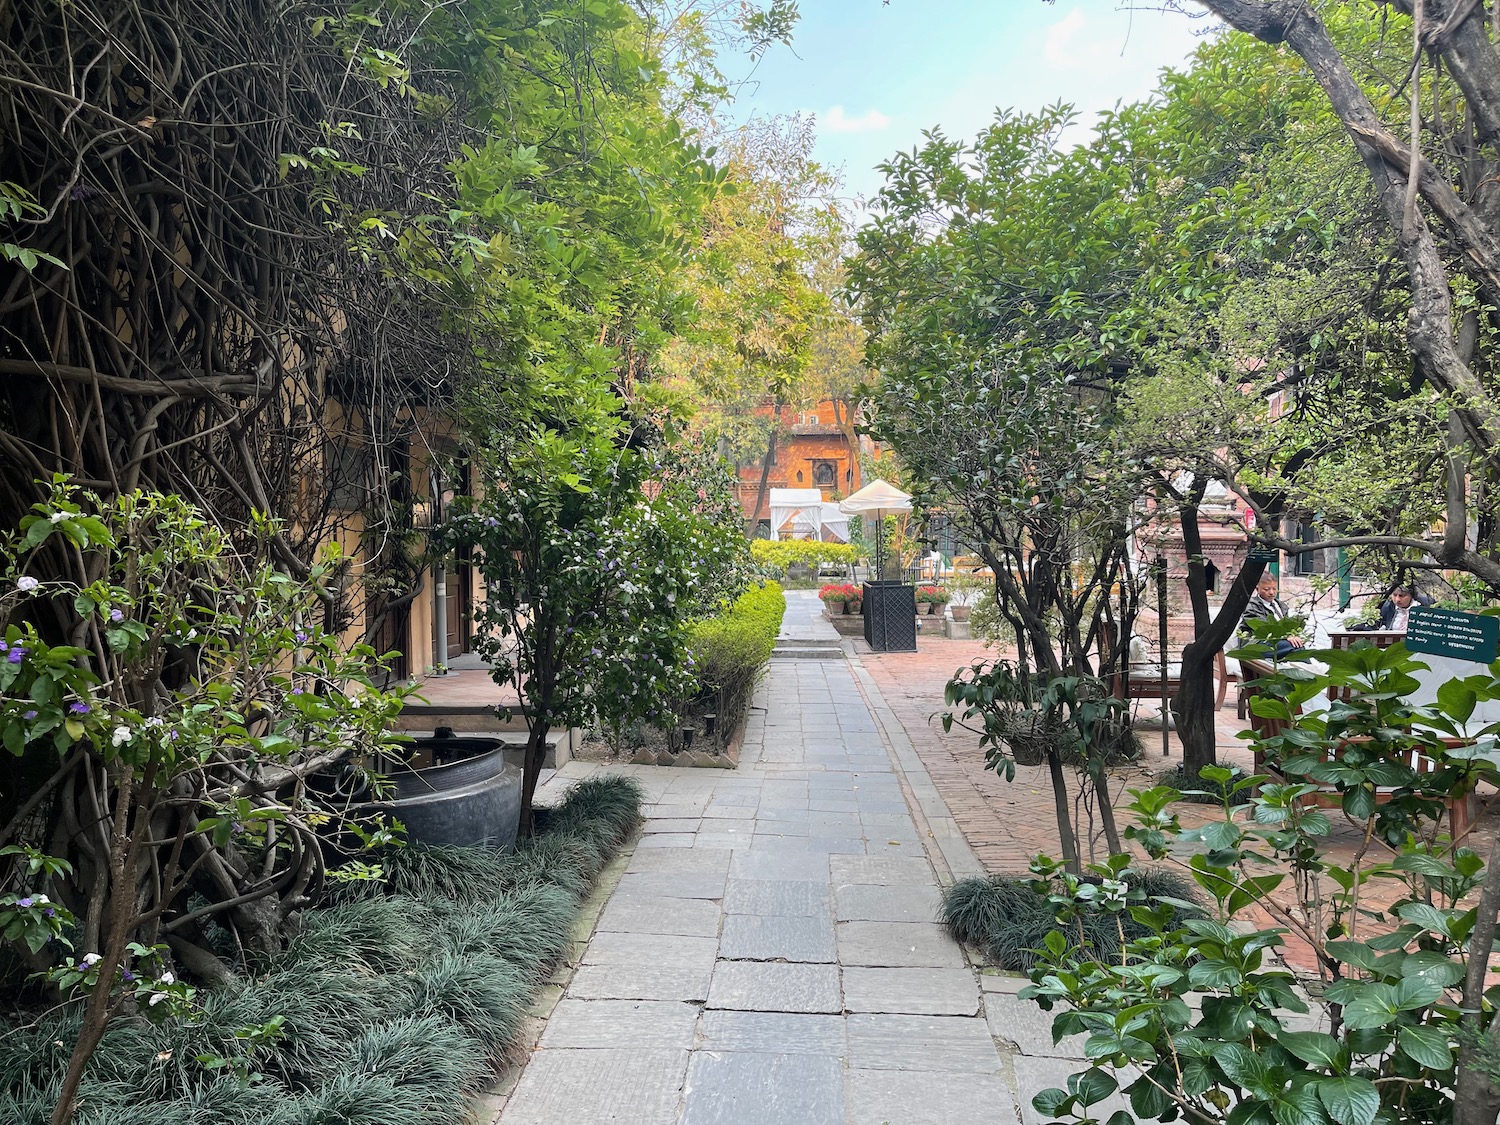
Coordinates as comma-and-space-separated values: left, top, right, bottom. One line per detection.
1316, 1076, 1380, 1125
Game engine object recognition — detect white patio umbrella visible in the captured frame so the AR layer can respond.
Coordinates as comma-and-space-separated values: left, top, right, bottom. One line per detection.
838, 479, 912, 578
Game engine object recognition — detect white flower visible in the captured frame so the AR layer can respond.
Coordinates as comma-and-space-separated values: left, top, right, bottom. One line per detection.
35, 894, 47, 904
80, 953, 101, 969
111, 725, 131, 747
148, 992, 168, 1006
158, 971, 174, 985
47, 512, 65, 524
16, 576, 38, 592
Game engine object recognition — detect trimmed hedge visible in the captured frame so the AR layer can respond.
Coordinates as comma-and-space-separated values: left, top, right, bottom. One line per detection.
685, 581, 785, 738
0, 776, 644, 1125
748, 539, 857, 570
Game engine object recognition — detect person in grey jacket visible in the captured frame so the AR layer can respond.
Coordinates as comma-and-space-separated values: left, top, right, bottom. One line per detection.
1239, 574, 1305, 658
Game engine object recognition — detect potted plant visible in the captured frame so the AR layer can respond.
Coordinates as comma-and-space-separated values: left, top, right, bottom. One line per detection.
946, 571, 984, 622
915, 585, 946, 614
846, 588, 862, 615
818, 583, 849, 615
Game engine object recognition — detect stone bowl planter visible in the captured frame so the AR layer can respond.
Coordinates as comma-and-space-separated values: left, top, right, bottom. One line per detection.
328, 735, 522, 851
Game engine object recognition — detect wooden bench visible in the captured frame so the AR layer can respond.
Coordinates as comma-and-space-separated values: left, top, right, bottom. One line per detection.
1239, 658, 1478, 838
1110, 645, 1233, 712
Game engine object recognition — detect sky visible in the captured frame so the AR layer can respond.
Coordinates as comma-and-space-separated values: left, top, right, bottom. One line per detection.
727, 1, 1220, 210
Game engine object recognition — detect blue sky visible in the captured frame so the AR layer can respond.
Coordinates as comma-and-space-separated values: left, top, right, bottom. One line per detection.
728, 1, 1219, 209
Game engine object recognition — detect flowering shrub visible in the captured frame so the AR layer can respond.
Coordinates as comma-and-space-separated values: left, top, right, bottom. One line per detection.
915, 584, 949, 605
0, 481, 412, 1120
818, 582, 858, 603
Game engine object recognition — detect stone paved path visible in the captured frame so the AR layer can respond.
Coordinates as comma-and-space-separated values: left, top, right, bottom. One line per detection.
492, 591, 1059, 1124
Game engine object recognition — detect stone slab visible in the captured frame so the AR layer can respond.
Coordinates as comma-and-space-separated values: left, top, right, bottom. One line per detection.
596, 894, 722, 938
846, 1013, 1002, 1074
841, 967, 981, 1016
705, 961, 842, 1013
538, 999, 699, 1049
729, 851, 830, 883
719, 913, 836, 963
626, 847, 733, 875
680, 1051, 844, 1125
613, 871, 727, 899
836, 921, 966, 968
985, 993, 1088, 1058
845, 1067, 1017, 1125
723, 878, 830, 917
834, 883, 943, 923
695, 1011, 846, 1055
830, 855, 934, 886
496, 1047, 687, 1125
568, 960, 712, 1002
583, 931, 718, 969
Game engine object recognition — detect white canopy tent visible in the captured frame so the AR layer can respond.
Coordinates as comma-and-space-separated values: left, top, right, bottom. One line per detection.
788, 503, 850, 543
768, 488, 826, 541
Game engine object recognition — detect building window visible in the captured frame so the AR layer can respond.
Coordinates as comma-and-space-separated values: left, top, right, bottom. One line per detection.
796, 470, 804, 483
1291, 521, 1331, 576
812, 460, 837, 488
798, 412, 820, 426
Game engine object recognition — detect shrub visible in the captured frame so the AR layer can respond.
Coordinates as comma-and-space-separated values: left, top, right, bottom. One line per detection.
749, 540, 857, 571
817, 582, 857, 603
1152, 763, 1252, 806
684, 581, 785, 737
941, 868, 1199, 971
0, 775, 645, 1125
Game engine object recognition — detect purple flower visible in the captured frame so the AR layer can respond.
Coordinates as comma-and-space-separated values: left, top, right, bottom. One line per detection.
295, 630, 309, 644
68, 702, 90, 715
16, 896, 33, 908
6, 646, 25, 663
121, 970, 135, 982
22, 710, 36, 720
108, 609, 124, 623
43, 907, 54, 918
291, 687, 304, 696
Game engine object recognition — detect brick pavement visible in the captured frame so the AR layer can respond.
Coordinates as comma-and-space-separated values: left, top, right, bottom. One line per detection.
855, 625, 1498, 980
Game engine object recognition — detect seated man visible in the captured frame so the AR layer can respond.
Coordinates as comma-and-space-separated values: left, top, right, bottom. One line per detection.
1378, 584, 1433, 632
1239, 574, 1307, 659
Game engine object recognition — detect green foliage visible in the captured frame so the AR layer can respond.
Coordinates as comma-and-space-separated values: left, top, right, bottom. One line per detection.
447, 432, 746, 827
942, 868, 1199, 972
748, 539, 857, 570
1022, 646, 1500, 1125
684, 581, 786, 736
0, 775, 644, 1123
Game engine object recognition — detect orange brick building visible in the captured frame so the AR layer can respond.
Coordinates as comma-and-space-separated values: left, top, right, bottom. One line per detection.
737, 400, 868, 529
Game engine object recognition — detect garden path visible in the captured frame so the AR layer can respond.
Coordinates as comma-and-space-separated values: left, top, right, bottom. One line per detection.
487, 590, 1097, 1124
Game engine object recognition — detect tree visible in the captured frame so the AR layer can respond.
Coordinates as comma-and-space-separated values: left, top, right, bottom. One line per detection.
446, 404, 747, 837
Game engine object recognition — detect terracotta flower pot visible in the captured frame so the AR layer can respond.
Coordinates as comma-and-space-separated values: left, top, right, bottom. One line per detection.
950, 605, 971, 622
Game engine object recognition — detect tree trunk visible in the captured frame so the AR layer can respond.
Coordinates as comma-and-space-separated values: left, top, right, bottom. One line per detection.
746, 406, 782, 536
1045, 747, 1080, 874
1179, 558, 1267, 776
517, 719, 550, 838
1455, 829, 1500, 1125
833, 398, 861, 493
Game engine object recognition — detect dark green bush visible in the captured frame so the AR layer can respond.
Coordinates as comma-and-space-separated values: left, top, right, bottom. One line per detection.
942, 868, 1200, 971
0, 774, 645, 1125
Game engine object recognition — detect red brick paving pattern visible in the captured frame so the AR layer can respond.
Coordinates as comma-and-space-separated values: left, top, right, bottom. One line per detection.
858, 631, 1499, 979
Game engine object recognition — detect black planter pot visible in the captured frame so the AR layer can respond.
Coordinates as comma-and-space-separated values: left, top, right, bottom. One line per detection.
350, 733, 522, 851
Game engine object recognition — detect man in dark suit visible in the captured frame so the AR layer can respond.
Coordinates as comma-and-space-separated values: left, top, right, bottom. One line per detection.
1378, 585, 1434, 632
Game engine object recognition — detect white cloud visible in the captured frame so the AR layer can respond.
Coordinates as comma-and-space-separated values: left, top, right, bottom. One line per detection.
1044, 8, 1088, 67
818, 105, 892, 134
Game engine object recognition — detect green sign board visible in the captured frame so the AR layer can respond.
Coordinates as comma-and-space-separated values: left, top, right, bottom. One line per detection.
1246, 548, 1278, 563
1405, 607, 1500, 664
